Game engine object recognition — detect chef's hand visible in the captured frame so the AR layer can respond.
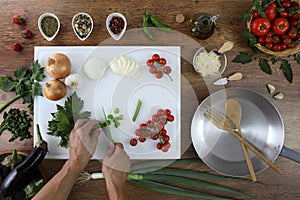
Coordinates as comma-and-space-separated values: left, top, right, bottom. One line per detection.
102, 142, 130, 200
69, 119, 101, 171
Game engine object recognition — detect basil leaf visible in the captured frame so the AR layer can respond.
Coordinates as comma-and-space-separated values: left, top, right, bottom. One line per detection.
294, 54, 300, 65
280, 60, 293, 83
232, 52, 253, 64
259, 58, 272, 75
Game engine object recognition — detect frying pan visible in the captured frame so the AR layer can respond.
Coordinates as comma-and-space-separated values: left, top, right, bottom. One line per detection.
191, 87, 300, 176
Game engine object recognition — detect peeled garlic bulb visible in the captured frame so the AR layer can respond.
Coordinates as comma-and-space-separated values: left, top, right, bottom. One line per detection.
84, 58, 107, 80
109, 56, 140, 78
65, 73, 83, 89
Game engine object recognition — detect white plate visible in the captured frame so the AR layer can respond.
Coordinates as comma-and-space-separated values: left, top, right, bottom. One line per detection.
34, 46, 181, 159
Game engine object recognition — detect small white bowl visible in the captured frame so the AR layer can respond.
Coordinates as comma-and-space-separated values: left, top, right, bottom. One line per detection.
193, 45, 227, 77
38, 13, 60, 41
106, 12, 127, 41
72, 12, 93, 41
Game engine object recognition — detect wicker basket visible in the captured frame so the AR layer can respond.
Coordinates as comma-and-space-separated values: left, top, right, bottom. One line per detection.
247, 8, 300, 57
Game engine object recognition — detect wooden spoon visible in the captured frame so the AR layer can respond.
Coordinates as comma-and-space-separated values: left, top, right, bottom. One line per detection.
225, 98, 257, 182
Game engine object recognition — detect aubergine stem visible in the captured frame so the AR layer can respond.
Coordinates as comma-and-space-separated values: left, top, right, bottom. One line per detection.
1, 149, 23, 170
35, 124, 48, 151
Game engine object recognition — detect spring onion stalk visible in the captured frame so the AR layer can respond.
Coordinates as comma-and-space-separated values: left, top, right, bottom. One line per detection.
148, 167, 251, 182
132, 99, 142, 122
102, 107, 114, 142
139, 174, 253, 198
0, 94, 21, 113
128, 179, 231, 200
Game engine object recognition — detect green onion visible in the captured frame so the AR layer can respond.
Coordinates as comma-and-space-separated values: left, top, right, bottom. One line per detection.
128, 179, 231, 200
139, 174, 253, 198
102, 107, 113, 142
132, 99, 142, 122
148, 167, 251, 182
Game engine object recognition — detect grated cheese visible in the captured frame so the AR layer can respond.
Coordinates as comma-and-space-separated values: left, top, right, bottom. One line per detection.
194, 50, 221, 77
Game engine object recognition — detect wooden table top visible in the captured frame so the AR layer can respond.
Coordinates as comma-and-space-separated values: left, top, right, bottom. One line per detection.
1, 0, 300, 199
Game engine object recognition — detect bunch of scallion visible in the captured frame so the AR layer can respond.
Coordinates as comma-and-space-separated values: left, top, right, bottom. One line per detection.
77, 158, 254, 200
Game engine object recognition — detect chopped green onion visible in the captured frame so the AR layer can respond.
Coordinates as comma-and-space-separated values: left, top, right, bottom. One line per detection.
132, 99, 142, 122
102, 107, 113, 142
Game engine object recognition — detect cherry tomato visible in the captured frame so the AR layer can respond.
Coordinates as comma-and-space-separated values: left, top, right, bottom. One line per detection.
281, 43, 287, 50
159, 128, 167, 136
155, 71, 163, 79
272, 44, 282, 51
282, 35, 292, 45
146, 120, 154, 128
13, 14, 25, 25
167, 114, 175, 122
266, 4, 277, 21
163, 135, 170, 143
151, 134, 159, 140
139, 137, 146, 143
280, 0, 291, 8
290, 19, 298, 28
135, 129, 141, 136
266, 31, 275, 37
258, 36, 265, 45
291, 1, 299, 7
164, 142, 171, 149
288, 27, 298, 39
265, 42, 273, 49
157, 109, 166, 116
158, 58, 166, 66
152, 114, 160, 122
130, 138, 138, 146
12, 43, 22, 51
149, 66, 157, 74
163, 66, 172, 74
147, 59, 154, 67
165, 109, 171, 116
157, 122, 165, 131
152, 54, 160, 61
272, 18, 289, 35
265, 36, 272, 44
292, 13, 300, 20
251, 18, 271, 36
272, 35, 281, 43
157, 143, 163, 150
287, 41, 295, 48
280, 11, 290, 18
161, 144, 169, 152
140, 123, 148, 130
21, 29, 32, 39
252, 11, 260, 19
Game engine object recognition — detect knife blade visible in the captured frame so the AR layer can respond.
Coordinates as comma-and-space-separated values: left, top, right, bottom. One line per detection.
213, 72, 243, 86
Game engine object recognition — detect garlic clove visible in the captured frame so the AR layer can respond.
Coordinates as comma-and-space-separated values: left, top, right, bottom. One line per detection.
273, 92, 284, 100
65, 73, 83, 89
266, 84, 276, 94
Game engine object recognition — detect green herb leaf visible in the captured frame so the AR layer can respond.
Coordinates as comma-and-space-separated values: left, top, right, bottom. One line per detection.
239, 11, 251, 22
232, 52, 253, 64
294, 54, 300, 64
241, 29, 255, 40
0, 77, 16, 92
259, 58, 272, 75
30, 60, 45, 82
280, 59, 293, 83
0, 108, 32, 142
47, 92, 91, 148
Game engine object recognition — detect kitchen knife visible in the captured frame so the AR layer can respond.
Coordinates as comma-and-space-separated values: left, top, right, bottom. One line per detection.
213, 72, 243, 85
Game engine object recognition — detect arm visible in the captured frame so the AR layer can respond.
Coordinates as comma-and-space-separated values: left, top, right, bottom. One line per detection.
102, 143, 131, 200
33, 119, 101, 200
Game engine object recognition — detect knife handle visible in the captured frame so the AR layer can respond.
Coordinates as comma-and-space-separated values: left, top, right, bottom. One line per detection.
228, 72, 243, 81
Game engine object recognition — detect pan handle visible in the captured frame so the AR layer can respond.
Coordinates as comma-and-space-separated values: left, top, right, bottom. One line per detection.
280, 146, 300, 163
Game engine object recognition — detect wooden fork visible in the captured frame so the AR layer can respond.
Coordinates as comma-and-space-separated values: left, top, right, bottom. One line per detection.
204, 108, 283, 175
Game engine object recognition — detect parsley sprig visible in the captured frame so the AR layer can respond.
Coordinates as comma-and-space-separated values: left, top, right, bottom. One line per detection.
47, 92, 91, 148
0, 60, 45, 114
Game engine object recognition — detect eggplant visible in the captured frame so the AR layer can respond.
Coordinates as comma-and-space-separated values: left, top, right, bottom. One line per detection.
0, 124, 47, 197
12, 190, 26, 200
1, 149, 24, 179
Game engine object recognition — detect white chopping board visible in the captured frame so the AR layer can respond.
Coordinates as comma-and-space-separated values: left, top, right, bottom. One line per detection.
34, 46, 181, 160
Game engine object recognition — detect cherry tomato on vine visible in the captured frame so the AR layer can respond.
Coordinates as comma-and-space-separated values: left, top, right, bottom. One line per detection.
291, 1, 299, 8
152, 54, 160, 61
158, 58, 166, 66
280, 11, 290, 18
149, 66, 157, 74
265, 42, 273, 49
139, 137, 146, 143
272, 44, 282, 51
272, 18, 289, 35
165, 109, 171, 116
167, 115, 175, 122
288, 27, 298, 39
155, 71, 163, 79
258, 36, 265, 45
130, 138, 138, 146
272, 35, 280, 43
251, 18, 271, 36
252, 11, 260, 19
147, 59, 154, 67
157, 143, 163, 150
280, 0, 291, 8
151, 134, 159, 140
163, 135, 170, 143
163, 66, 172, 74
269, 2, 278, 8
282, 35, 292, 45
